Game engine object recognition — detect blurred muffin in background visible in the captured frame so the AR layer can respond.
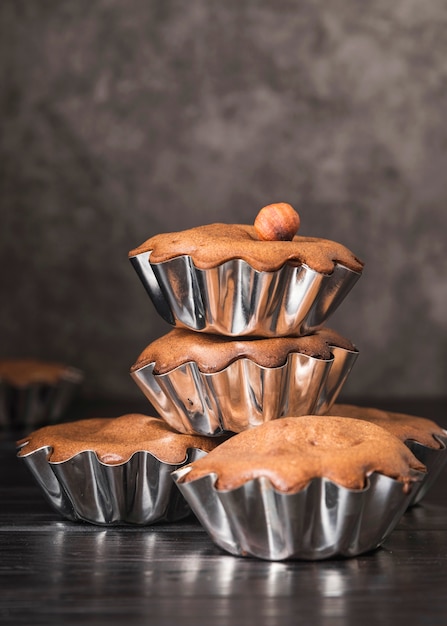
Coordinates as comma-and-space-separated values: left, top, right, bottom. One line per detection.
0, 358, 83, 430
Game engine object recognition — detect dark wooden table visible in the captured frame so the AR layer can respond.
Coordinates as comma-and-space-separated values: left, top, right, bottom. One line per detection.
1, 397, 447, 626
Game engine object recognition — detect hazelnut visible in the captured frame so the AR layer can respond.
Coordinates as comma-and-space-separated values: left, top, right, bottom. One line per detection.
254, 203, 300, 241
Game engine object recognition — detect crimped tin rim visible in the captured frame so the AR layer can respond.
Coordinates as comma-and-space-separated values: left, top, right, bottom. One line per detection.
130, 251, 362, 337
172, 466, 426, 560
172, 465, 424, 496
138, 354, 333, 379
17, 444, 212, 525
131, 343, 359, 435
132, 341, 360, 382
131, 250, 363, 277
404, 433, 447, 505
17, 443, 209, 467
406, 432, 447, 450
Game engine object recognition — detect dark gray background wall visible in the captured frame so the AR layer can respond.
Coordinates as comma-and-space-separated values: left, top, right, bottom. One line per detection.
1, 0, 446, 402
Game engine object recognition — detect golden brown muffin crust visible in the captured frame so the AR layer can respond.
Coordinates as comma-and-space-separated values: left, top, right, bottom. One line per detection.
328, 404, 447, 449
129, 223, 364, 274
17, 414, 225, 465
178, 416, 425, 493
131, 328, 357, 375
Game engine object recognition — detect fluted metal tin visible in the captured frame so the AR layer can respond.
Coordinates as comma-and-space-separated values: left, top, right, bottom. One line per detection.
312, 345, 359, 415
0, 367, 83, 430
17, 445, 208, 525
131, 345, 359, 436
171, 468, 425, 561
406, 434, 447, 506
129, 252, 362, 337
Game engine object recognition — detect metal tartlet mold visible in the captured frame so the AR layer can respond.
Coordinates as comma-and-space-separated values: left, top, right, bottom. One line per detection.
129, 252, 362, 337
17, 445, 208, 525
171, 468, 426, 561
131, 346, 359, 436
0, 367, 84, 430
405, 433, 447, 506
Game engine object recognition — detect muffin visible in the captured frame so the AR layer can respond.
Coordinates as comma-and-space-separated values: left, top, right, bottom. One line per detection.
128, 203, 364, 337
130, 327, 359, 436
17, 413, 226, 525
327, 403, 447, 505
172, 416, 426, 560
0, 358, 83, 429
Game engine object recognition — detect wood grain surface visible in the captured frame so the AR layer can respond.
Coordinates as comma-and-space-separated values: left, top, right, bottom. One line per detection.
1, 398, 447, 626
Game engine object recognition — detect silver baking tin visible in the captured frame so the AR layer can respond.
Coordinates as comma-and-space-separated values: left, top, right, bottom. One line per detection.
0, 368, 83, 430
171, 468, 425, 561
17, 445, 208, 525
406, 434, 447, 506
129, 252, 362, 337
131, 346, 359, 436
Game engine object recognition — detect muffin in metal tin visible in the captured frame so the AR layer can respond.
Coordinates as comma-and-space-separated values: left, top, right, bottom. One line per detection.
130, 328, 359, 436
17, 414, 225, 525
172, 416, 426, 561
327, 403, 447, 506
128, 204, 364, 337
0, 358, 83, 430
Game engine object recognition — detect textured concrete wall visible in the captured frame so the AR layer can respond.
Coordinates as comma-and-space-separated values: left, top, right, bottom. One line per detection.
1, 0, 447, 401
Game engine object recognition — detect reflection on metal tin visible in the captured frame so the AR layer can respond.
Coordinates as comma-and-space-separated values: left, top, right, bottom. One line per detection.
17, 445, 208, 525
171, 469, 425, 561
129, 252, 362, 337
0, 368, 83, 430
131, 346, 359, 436
406, 435, 447, 506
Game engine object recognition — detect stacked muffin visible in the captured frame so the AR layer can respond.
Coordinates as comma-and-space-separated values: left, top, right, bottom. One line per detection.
17, 203, 447, 559
129, 203, 363, 435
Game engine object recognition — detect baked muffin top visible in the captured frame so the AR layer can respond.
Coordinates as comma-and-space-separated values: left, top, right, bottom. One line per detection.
177, 415, 425, 493
328, 404, 447, 450
0, 358, 81, 387
130, 328, 357, 375
17, 414, 225, 465
129, 223, 364, 274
